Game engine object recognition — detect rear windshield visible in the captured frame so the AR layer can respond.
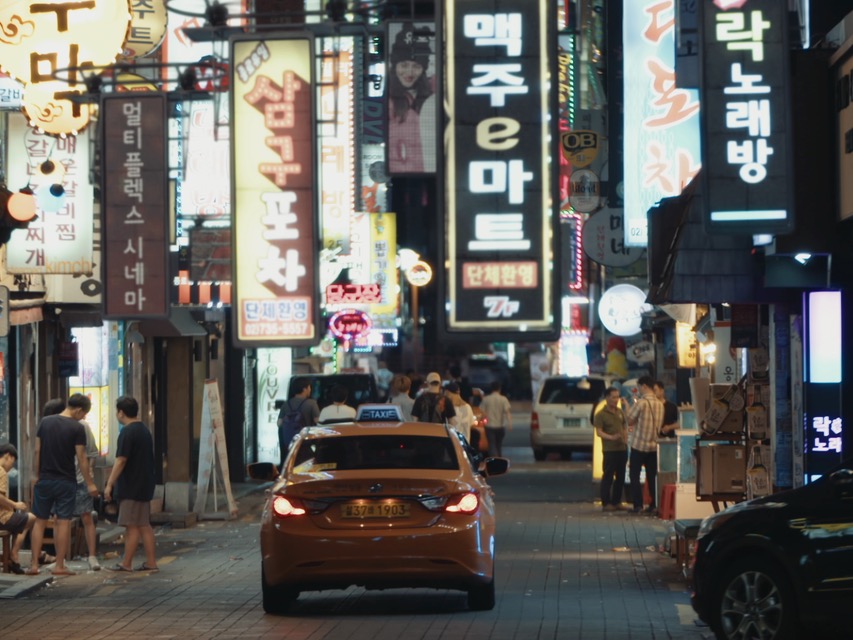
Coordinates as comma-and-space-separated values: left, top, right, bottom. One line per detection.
539, 378, 607, 405
292, 435, 459, 471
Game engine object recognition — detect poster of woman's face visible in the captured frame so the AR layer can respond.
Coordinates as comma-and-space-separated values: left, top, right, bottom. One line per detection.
386, 20, 436, 175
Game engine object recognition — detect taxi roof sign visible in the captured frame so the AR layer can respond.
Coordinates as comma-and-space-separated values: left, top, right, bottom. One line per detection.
356, 404, 404, 422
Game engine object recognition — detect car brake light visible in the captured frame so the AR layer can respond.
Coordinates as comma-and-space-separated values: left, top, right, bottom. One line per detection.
272, 496, 306, 517
531, 411, 540, 431
445, 492, 479, 514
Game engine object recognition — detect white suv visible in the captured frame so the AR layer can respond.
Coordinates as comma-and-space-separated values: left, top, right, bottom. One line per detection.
529, 375, 619, 461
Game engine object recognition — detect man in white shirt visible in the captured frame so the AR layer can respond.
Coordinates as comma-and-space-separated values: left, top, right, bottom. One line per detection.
318, 385, 357, 424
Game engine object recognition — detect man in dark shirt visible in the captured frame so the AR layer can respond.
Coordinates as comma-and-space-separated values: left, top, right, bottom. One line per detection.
105, 395, 158, 572
654, 380, 679, 438
27, 393, 98, 576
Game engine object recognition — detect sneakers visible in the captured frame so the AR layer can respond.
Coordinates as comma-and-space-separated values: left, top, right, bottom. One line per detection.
88, 556, 101, 571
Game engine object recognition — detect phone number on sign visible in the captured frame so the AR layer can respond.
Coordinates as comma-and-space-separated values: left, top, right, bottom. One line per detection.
243, 322, 311, 336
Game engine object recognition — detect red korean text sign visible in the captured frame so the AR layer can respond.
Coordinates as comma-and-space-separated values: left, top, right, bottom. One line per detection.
101, 93, 169, 319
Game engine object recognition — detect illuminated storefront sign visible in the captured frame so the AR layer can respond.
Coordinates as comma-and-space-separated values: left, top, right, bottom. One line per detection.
0, 0, 130, 135
803, 291, 843, 482
442, 0, 558, 339
122, 0, 168, 59
101, 94, 170, 319
230, 35, 319, 346
598, 283, 652, 337
700, 0, 793, 234
5, 113, 94, 276
329, 309, 372, 342
369, 212, 398, 316
623, 0, 701, 247
255, 347, 292, 465
319, 44, 355, 256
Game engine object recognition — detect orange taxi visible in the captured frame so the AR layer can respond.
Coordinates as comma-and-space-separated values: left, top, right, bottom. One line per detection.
260, 404, 510, 613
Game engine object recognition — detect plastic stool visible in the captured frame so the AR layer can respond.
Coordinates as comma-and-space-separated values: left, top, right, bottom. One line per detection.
660, 484, 677, 520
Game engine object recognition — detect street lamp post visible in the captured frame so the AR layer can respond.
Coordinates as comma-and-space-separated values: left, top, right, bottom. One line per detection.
398, 249, 432, 375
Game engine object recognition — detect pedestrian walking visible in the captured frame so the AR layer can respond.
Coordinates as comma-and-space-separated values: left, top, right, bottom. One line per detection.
0, 443, 37, 574
42, 397, 101, 569
387, 374, 415, 421
277, 380, 320, 469
411, 372, 456, 425
27, 392, 98, 575
626, 376, 664, 514
318, 385, 357, 424
104, 396, 158, 572
480, 381, 512, 457
444, 382, 474, 441
594, 387, 628, 511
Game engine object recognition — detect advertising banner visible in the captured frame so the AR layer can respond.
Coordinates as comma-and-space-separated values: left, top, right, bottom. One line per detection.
5, 113, 95, 277
230, 35, 319, 346
441, 0, 559, 340
386, 20, 437, 174
101, 94, 169, 319
700, 0, 794, 234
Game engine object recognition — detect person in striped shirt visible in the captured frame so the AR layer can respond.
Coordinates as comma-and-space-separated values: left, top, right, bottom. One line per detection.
626, 376, 665, 514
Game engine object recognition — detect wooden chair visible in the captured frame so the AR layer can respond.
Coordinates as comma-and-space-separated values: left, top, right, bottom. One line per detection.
0, 530, 12, 573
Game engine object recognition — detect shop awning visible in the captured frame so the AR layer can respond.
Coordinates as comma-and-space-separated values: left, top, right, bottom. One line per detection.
647, 175, 761, 305
139, 308, 207, 337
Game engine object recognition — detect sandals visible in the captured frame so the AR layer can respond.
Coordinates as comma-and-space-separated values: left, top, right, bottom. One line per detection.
134, 562, 159, 572
109, 563, 133, 572
38, 552, 56, 565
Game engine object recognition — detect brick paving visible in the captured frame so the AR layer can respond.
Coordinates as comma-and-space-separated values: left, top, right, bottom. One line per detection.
0, 475, 712, 640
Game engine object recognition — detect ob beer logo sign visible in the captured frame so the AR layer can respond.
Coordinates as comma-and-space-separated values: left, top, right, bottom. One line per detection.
561, 130, 599, 168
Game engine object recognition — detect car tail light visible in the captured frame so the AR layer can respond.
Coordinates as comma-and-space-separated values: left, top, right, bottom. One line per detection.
444, 492, 479, 514
530, 411, 540, 431
272, 496, 306, 518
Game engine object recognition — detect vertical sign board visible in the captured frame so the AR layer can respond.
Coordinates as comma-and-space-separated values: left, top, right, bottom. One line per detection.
699, 0, 794, 234
230, 36, 319, 347
442, 0, 559, 340
101, 94, 169, 319
803, 291, 843, 483
623, 0, 701, 247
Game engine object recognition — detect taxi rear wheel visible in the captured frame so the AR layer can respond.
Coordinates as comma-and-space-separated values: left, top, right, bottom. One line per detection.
468, 575, 496, 610
262, 566, 299, 614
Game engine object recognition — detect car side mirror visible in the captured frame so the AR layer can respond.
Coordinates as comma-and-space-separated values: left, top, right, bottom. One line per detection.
829, 467, 853, 499
247, 462, 279, 481
483, 457, 510, 477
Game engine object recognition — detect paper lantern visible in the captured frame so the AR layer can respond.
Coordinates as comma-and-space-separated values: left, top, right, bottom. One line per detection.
8, 188, 37, 222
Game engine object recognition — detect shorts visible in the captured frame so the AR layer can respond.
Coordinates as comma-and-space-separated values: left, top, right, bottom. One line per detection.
0, 511, 29, 534
117, 499, 151, 527
73, 483, 94, 517
32, 478, 77, 520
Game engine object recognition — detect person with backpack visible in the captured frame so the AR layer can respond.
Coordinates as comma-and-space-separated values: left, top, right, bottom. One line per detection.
411, 372, 456, 425
278, 380, 320, 469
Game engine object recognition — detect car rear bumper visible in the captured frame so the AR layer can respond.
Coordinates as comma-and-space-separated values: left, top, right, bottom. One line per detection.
261, 520, 494, 591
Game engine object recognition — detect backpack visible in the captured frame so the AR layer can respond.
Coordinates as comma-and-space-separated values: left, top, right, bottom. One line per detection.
416, 392, 446, 424
278, 398, 307, 445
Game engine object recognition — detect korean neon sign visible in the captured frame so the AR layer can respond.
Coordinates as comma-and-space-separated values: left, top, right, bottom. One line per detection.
442, 0, 558, 339
700, 0, 793, 234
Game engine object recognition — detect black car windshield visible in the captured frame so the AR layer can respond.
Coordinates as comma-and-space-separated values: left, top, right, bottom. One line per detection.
292, 435, 459, 471
540, 378, 607, 404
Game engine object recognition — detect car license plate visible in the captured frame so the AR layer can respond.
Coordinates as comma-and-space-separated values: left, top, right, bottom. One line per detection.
561, 418, 581, 428
341, 502, 410, 518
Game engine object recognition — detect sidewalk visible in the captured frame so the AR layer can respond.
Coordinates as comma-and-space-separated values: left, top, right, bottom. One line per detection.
1, 480, 709, 639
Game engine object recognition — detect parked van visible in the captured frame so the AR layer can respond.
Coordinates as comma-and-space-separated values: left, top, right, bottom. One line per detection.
529, 375, 620, 461
284, 373, 380, 411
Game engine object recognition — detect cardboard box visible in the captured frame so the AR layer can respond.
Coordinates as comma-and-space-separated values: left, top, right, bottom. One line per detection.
696, 444, 746, 495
